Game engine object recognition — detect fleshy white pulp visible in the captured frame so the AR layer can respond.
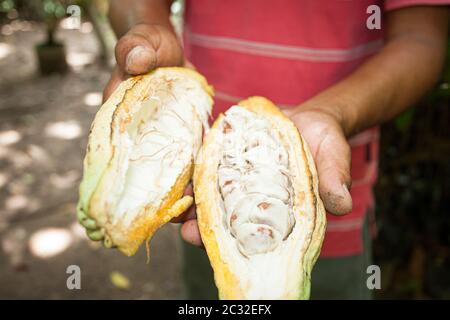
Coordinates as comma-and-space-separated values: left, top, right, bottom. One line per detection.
214, 106, 314, 299
218, 107, 295, 256
106, 74, 211, 227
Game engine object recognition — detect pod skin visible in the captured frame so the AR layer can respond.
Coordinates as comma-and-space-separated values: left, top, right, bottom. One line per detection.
194, 97, 326, 299
77, 67, 213, 256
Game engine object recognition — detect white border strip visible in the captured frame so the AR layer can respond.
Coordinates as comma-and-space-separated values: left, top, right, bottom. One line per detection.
187, 31, 383, 62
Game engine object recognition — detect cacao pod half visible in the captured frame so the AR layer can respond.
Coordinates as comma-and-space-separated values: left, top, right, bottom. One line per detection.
194, 97, 326, 299
77, 67, 214, 256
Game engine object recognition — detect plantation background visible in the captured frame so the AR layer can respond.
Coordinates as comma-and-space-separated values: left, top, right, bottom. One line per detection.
0, 0, 449, 299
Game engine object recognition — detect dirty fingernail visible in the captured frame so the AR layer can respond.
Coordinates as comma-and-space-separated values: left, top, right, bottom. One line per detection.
125, 46, 153, 74
341, 183, 353, 213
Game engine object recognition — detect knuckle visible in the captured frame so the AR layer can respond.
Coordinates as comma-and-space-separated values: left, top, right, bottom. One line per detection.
115, 34, 146, 57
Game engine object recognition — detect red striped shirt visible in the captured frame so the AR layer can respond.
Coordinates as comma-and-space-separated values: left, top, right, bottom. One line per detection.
183, 0, 449, 256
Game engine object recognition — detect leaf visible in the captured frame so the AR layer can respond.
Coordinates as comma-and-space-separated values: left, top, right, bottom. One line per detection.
110, 271, 131, 290
395, 108, 415, 133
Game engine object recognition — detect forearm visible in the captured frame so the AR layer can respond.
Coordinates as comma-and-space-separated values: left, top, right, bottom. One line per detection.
109, 0, 174, 37
298, 6, 449, 137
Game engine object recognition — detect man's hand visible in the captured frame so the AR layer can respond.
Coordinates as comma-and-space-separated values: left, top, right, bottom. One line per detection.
171, 106, 354, 248
103, 23, 184, 101
284, 108, 353, 215
171, 184, 204, 247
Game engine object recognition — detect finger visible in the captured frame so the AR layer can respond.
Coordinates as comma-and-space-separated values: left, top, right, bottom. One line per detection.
183, 183, 193, 197
181, 219, 204, 248
183, 60, 196, 70
171, 184, 196, 223
124, 45, 156, 75
115, 24, 183, 76
103, 66, 127, 102
315, 134, 352, 215
171, 204, 197, 223
281, 108, 295, 117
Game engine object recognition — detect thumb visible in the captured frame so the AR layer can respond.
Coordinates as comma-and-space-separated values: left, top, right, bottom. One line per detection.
314, 134, 352, 215
115, 24, 184, 76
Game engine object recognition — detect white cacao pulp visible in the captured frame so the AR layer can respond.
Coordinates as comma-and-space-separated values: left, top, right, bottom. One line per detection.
109, 83, 210, 227
218, 107, 296, 257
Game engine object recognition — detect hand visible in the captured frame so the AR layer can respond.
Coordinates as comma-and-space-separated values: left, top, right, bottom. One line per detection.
284, 107, 352, 215
104, 23, 201, 244
102, 23, 184, 101
174, 106, 353, 249
171, 184, 204, 247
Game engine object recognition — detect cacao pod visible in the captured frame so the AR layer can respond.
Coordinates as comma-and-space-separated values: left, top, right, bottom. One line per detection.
77, 67, 214, 256
194, 97, 326, 299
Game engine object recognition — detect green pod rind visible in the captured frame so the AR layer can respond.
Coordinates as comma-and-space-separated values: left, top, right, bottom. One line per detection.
86, 228, 105, 241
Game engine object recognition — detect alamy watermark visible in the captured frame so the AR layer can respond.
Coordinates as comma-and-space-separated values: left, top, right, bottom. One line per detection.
366, 264, 381, 290
66, 5, 81, 30
66, 265, 81, 290
366, 5, 382, 30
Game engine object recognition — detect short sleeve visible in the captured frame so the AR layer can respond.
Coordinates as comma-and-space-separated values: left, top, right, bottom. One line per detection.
385, 0, 450, 11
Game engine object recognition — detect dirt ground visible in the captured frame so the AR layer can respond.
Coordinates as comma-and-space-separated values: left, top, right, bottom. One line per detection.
0, 22, 184, 299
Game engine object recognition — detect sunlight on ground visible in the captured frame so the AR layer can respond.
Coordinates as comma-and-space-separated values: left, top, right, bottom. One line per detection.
70, 221, 87, 240
66, 52, 96, 70
1, 20, 33, 36
45, 120, 82, 140
80, 22, 94, 34
60, 17, 80, 30
49, 170, 79, 189
60, 18, 93, 34
84, 92, 102, 106
0, 43, 14, 60
0, 130, 22, 146
1, 25, 13, 36
29, 228, 73, 259
28, 222, 93, 259
0, 146, 31, 169
5, 194, 28, 211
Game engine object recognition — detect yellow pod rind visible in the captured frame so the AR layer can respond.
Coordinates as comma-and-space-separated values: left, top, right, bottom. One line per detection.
194, 96, 326, 300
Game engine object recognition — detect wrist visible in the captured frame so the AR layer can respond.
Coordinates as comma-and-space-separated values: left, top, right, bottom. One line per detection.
292, 93, 357, 137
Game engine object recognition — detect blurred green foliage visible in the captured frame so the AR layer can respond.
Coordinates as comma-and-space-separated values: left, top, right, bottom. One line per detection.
41, 0, 66, 20
0, 0, 15, 13
0, 0, 89, 23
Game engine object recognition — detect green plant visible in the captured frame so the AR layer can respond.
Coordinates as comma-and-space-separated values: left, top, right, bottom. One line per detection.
34, 0, 67, 45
